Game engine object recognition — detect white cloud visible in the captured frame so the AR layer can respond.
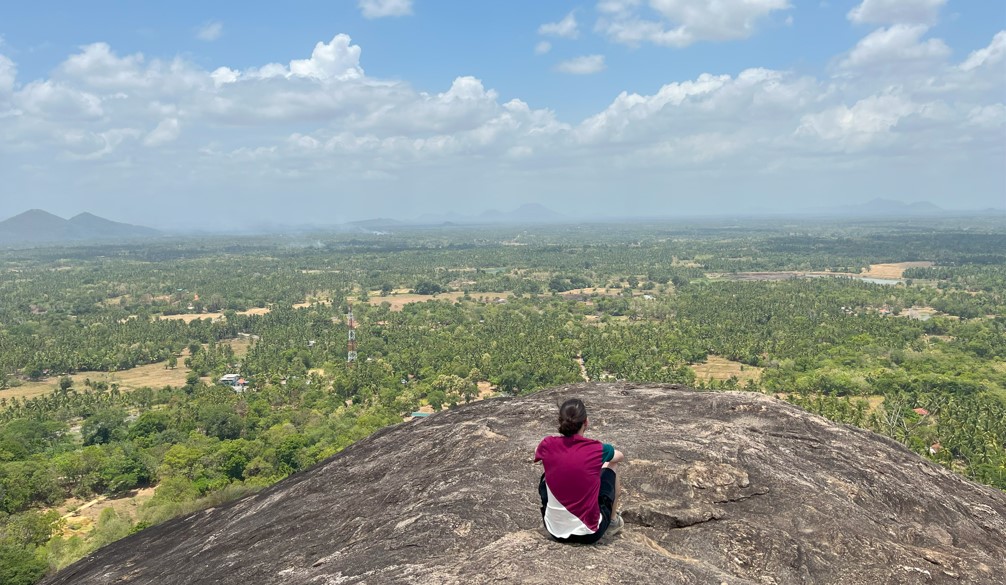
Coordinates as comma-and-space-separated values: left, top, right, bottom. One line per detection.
359, 0, 412, 19
597, 0, 791, 47
848, 0, 946, 26
968, 104, 1006, 128
797, 93, 920, 150
539, 12, 579, 39
960, 31, 1006, 72
289, 35, 364, 81
535, 41, 552, 55
63, 128, 141, 160
144, 118, 181, 147
58, 43, 150, 89
0, 53, 16, 95
13, 80, 103, 120
556, 55, 606, 75
841, 25, 950, 70
1, 29, 1002, 222
211, 66, 239, 86
196, 22, 224, 42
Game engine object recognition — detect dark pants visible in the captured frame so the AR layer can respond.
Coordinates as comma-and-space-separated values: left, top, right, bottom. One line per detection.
539, 468, 616, 544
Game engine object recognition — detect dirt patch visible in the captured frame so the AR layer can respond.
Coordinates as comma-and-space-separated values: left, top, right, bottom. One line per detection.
294, 292, 334, 309
227, 336, 254, 359
690, 355, 763, 384
476, 380, 495, 400
159, 313, 224, 323
900, 306, 940, 321
563, 287, 628, 296
410, 381, 498, 419
862, 262, 933, 279
56, 487, 157, 538
159, 308, 269, 322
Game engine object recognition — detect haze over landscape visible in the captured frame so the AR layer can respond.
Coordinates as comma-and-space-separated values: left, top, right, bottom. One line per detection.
1, 1, 1003, 230
2, 4, 1006, 584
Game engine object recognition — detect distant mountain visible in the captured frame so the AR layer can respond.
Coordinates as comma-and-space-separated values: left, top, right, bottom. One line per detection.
68, 212, 160, 238
0, 209, 160, 245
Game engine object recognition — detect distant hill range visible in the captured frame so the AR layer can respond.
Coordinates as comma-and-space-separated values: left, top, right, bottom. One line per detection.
0, 210, 160, 245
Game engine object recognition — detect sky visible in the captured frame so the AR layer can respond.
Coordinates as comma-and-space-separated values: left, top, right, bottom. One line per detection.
0, 0, 1004, 228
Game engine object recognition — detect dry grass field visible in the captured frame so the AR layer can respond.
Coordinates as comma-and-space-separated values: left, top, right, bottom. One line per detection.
690, 355, 763, 384
4, 336, 254, 401
158, 313, 224, 323
368, 291, 510, 311
4, 361, 191, 401
410, 380, 498, 417
862, 261, 934, 279
55, 487, 157, 538
294, 292, 334, 308
158, 307, 271, 323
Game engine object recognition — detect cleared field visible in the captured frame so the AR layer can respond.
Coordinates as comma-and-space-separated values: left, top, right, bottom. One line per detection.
411, 380, 497, 417
3, 361, 191, 401
564, 287, 630, 296
690, 355, 763, 384
159, 313, 224, 323
228, 336, 254, 358
294, 292, 334, 308
862, 261, 934, 279
159, 307, 271, 322
4, 337, 252, 401
368, 291, 510, 311
56, 487, 156, 538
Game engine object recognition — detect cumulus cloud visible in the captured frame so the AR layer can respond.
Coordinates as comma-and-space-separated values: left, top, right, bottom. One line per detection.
539, 12, 579, 39
848, 0, 946, 26
556, 55, 606, 75
797, 93, 920, 150
960, 30, 1006, 72
13, 80, 103, 120
289, 35, 364, 81
359, 0, 412, 19
144, 118, 181, 147
196, 22, 224, 42
0, 28, 1002, 222
535, 41, 552, 55
58, 43, 150, 89
0, 53, 16, 95
597, 0, 791, 47
841, 25, 950, 70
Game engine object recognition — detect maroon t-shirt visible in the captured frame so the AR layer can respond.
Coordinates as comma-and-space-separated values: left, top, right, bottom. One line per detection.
535, 435, 612, 534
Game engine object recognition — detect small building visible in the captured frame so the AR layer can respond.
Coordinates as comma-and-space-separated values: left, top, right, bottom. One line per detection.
913, 407, 930, 417
219, 374, 248, 391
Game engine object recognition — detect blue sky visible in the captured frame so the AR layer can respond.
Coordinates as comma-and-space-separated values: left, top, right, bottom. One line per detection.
0, 1, 1003, 227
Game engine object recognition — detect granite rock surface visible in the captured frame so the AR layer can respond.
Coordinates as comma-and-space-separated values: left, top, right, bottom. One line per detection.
43, 383, 1006, 584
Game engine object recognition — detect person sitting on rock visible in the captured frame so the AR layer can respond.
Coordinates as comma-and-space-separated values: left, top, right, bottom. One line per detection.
535, 397, 624, 543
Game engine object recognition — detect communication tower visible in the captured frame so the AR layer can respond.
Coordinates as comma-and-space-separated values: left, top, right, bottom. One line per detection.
347, 304, 357, 364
